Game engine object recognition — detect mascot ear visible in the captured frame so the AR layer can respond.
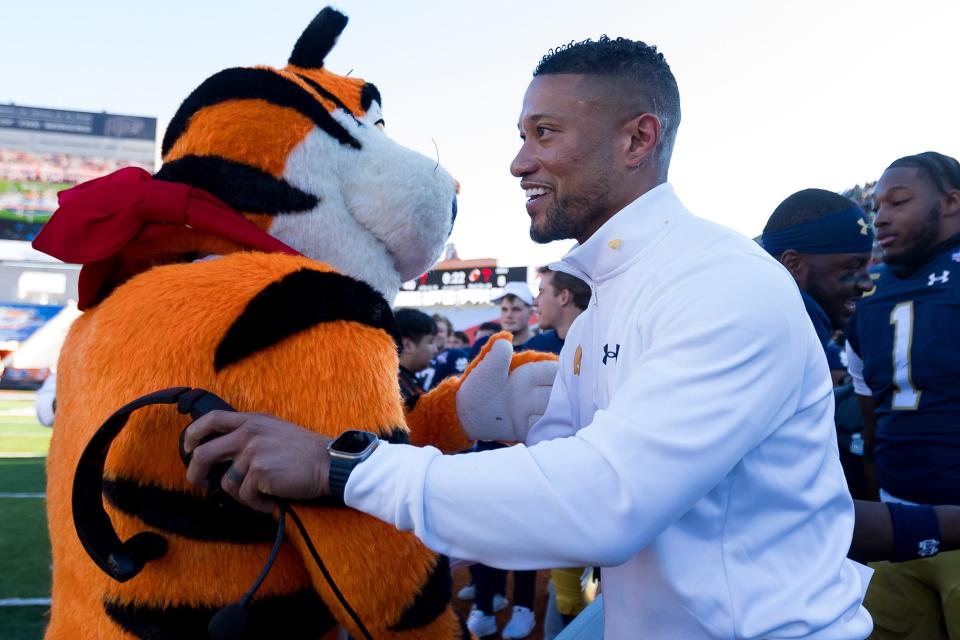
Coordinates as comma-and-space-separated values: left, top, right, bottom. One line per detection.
288, 7, 349, 69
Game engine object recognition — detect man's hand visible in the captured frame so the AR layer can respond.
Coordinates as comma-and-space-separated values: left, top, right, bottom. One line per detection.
456, 337, 558, 443
183, 411, 332, 513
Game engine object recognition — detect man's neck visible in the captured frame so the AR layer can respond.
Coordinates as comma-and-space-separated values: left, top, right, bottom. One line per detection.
575, 176, 666, 244
554, 309, 584, 341
887, 231, 960, 277
512, 328, 531, 345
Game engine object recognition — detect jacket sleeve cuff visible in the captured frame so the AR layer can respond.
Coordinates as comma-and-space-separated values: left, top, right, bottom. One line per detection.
344, 442, 441, 534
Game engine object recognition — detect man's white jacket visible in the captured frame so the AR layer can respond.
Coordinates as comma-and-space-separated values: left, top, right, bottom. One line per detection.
347, 184, 873, 639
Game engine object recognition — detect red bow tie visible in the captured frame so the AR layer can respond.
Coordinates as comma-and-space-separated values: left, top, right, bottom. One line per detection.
33, 167, 301, 309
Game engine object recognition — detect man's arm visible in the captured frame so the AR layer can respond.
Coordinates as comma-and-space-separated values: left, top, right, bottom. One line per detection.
845, 342, 879, 500
346, 259, 816, 568
187, 257, 822, 570
850, 500, 960, 562
859, 395, 880, 500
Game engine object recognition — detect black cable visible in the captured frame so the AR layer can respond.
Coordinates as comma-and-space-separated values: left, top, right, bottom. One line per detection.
240, 503, 287, 606
285, 504, 372, 640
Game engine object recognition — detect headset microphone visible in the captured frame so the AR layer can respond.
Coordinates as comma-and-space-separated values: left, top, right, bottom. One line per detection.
207, 504, 287, 640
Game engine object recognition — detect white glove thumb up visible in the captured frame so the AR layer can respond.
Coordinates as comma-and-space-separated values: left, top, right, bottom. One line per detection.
456, 339, 558, 443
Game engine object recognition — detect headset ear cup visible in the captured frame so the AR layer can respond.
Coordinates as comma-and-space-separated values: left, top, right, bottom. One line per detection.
108, 532, 168, 582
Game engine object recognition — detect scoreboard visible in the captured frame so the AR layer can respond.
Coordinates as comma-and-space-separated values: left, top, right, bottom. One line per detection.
404, 266, 528, 292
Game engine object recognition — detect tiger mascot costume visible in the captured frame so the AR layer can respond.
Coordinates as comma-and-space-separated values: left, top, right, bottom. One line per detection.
35, 8, 556, 639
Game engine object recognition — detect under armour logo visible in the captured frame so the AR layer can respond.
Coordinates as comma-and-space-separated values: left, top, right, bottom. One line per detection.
918, 538, 940, 558
928, 270, 950, 286
857, 218, 869, 236
602, 343, 620, 365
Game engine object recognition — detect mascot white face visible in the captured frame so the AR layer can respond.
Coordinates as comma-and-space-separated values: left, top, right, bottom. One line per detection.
157, 7, 457, 301
275, 107, 457, 300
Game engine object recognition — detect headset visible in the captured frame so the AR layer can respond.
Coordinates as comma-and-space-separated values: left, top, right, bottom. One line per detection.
72, 386, 373, 640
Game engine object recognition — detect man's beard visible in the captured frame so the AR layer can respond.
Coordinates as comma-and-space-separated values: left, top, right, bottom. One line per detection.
530, 186, 612, 244
884, 205, 941, 268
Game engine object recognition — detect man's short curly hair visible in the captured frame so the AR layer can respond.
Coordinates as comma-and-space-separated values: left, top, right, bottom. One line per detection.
887, 151, 960, 195
534, 35, 681, 165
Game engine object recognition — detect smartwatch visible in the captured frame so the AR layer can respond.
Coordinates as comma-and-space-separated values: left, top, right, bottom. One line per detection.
327, 430, 380, 503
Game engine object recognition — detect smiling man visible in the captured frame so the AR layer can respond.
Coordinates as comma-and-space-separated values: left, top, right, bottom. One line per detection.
185, 37, 872, 638
761, 189, 875, 347
760, 189, 876, 499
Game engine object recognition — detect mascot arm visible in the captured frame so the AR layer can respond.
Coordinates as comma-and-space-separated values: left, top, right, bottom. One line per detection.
406, 332, 558, 450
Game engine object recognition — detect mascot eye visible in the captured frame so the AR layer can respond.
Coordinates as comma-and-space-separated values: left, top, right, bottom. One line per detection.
375, 119, 385, 130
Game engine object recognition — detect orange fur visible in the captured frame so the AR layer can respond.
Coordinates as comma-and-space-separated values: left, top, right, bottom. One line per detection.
284, 65, 368, 115
163, 100, 315, 176
407, 377, 470, 453
47, 253, 464, 638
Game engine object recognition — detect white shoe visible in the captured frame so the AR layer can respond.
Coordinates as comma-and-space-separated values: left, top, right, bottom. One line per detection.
493, 593, 509, 612
502, 605, 536, 639
457, 584, 475, 600
466, 607, 498, 637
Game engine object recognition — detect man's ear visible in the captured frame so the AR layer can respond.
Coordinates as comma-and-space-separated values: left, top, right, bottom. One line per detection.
557, 288, 573, 308
778, 249, 807, 285
625, 113, 661, 170
942, 188, 960, 219
400, 336, 414, 355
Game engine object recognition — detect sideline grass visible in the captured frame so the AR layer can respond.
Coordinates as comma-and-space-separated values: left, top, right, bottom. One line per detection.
0, 395, 50, 640
0, 399, 51, 456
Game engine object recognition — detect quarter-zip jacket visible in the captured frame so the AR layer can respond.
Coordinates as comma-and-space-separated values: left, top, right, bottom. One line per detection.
347, 184, 873, 638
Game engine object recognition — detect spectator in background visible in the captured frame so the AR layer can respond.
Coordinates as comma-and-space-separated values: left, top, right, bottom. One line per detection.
760, 188, 875, 499
433, 314, 454, 347
525, 266, 592, 638
449, 331, 470, 349
470, 282, 535, 359
525, 266, 591, 354
846, 152, 960, 639
465, 282, 540, 638
394, 308, 438, 404
473, 321, 501, 343
418, 313, 471, 392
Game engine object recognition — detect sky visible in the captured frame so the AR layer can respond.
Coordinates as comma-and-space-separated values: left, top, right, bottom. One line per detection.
5, 0, 959, 268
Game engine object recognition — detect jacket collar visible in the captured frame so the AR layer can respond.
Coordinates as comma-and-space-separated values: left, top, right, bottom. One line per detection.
555, 182, 690, 284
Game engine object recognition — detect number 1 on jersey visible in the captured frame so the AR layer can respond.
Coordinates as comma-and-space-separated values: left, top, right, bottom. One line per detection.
890, 301, 921, 410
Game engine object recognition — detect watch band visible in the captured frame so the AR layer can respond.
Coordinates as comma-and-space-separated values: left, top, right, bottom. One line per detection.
328, 457, 354, 504
326, 430, 380, 504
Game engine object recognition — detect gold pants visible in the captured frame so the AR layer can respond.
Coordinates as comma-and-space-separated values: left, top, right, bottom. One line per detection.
866, 550, 960, 639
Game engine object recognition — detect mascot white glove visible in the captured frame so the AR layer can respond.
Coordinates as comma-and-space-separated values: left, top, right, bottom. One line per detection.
455, 337, 558, 443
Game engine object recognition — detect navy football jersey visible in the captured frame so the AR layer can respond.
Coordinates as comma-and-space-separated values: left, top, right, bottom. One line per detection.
522, 329, 564, 355
847, 242, 960, 504
416, 348, 470, 391
800, 289, 832, 352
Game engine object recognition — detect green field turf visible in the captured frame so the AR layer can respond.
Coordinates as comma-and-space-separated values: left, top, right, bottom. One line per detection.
0, 400, 51, 456
0, 397, 50, 640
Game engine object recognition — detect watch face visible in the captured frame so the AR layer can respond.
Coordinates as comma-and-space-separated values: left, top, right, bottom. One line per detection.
332, 430, 377, 454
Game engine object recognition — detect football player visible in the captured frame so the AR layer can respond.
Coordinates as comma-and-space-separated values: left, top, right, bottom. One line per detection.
846, 151, 960, 639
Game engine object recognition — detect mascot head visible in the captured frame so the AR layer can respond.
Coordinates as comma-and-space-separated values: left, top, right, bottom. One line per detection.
36, 7, 457, 306
158, 7, 457, 300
